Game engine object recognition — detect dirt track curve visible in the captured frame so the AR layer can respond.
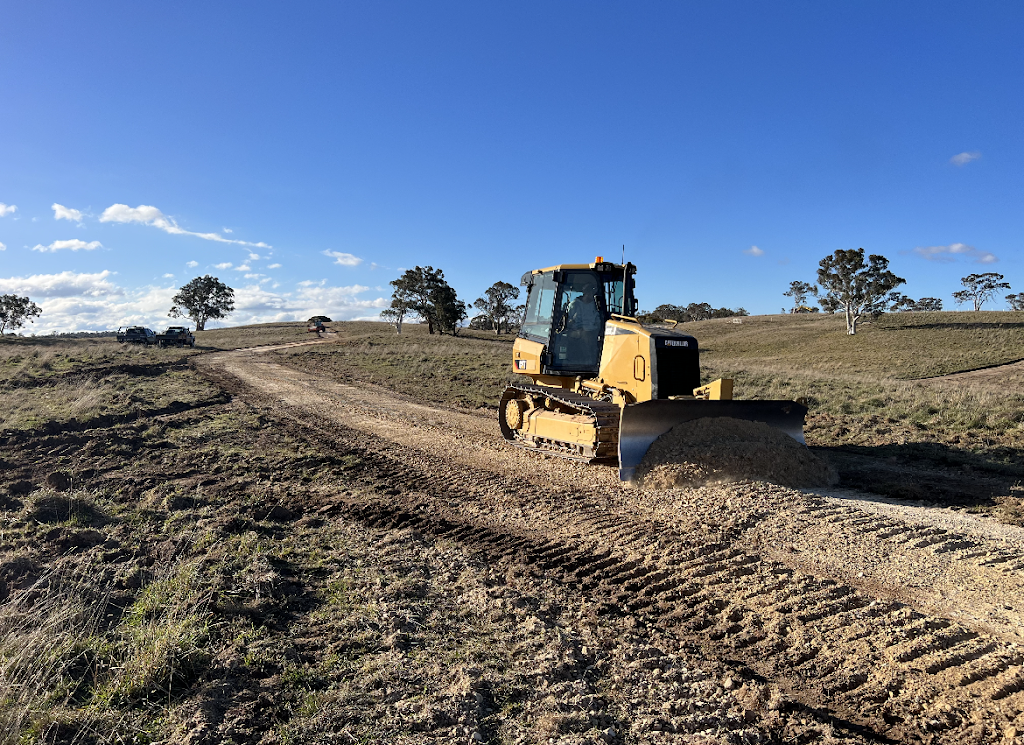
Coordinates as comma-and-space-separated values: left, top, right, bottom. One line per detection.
195, 340, 1024, 744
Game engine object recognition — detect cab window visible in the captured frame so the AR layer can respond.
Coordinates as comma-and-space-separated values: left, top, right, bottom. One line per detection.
520, 273, 558, 340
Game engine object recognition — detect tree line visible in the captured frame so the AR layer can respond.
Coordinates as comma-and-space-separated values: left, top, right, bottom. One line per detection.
3, 258, 1021, 338
637, 303, 748, 324
380, 266, 524, 335
782, 248, 1021, 334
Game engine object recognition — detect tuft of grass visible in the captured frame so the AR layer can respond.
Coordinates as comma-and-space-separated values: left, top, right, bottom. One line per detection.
0, 558, 211, 742
96, 561, 211, 705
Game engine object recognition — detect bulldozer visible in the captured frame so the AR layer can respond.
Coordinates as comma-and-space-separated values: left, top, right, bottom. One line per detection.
498, 258, 808, 482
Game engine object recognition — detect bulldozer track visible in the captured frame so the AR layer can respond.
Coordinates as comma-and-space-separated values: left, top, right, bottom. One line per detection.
195, 350, 1024, 743
499, 382, 620, 461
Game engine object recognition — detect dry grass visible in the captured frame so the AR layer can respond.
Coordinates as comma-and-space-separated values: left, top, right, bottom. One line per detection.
0, 569, 108, 743
0, 368, 223, 431
0, 552, 210, 744
0, 336, 225, 431
703, 360, 1024, 442
0, 339, 182, 385
689, 311, 1024, 379
196, 321, 331, 351
275, 322, 524, 410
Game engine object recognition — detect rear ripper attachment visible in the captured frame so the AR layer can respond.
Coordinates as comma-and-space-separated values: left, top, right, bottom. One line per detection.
499, 256, 808, 482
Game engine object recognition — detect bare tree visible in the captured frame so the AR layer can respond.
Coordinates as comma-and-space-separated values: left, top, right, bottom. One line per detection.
952, 273, 1011, 311
1006, 293, 1024, 311
816, 249, 905, 334
380, 304, 406, 334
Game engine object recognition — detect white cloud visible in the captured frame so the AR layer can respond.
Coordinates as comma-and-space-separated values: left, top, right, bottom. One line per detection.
267, 263, 281, 269
234, 263, 251, 271
227, 280, 387, 326
214, 262, 233, 269
244, 273, 265, 280
163, 273, 174, 278
32, 239, 103, 252
0, 270, 121, 299
186, 260, 198, 268
0, 242, 5, 251
912, 242, 996, 264
323, 250, 363, 267
52, 203, 84, 223
248, 252, 260, 260
950, 151, 981, 166
99, 204, 271, 248
0, 270, 387, 333
743, 245, 765, 257
0, 203, 16, 217
223, 227, 233, 233
0, 271, 177, 334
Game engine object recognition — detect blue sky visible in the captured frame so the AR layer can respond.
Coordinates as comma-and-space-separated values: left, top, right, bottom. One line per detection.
1, 1, 1021, 332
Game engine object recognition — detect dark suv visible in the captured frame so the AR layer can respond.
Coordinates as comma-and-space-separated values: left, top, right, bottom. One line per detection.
116, 326, 156, 344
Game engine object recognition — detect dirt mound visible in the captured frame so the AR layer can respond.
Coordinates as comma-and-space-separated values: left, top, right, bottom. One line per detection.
636, 417, 836, 489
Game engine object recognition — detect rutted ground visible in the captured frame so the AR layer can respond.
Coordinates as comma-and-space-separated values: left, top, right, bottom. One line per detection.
190, 340, 1024, 743
3, 332, 1023, 744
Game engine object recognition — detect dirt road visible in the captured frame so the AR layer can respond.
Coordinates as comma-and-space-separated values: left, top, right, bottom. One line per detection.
196, 341, 1024, 744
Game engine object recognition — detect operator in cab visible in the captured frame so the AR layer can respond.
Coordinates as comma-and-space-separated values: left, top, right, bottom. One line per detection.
562, 276, 603, 367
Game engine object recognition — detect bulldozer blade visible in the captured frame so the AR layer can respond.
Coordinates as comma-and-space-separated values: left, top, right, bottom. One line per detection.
618, 399, 808, 483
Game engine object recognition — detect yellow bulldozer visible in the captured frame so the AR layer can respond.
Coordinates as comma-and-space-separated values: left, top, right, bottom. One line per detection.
498, 257, 807, 482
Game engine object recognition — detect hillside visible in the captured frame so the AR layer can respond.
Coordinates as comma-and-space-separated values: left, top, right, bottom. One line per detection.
688, 311, 1024, 379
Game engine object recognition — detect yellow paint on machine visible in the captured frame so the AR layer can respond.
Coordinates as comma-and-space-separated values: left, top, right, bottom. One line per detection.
522, 409, 599, 449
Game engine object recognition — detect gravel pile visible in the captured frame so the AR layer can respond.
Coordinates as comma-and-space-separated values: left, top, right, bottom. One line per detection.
636, 417, 836, 489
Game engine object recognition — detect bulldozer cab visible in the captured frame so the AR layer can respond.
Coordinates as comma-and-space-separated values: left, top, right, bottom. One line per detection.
519, 260, 637, 376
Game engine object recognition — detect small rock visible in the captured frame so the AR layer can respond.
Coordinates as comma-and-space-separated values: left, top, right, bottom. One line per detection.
723, 677, 735, 689
45, 472, 72, 492
471, 732, 483, 742
7, 480, 33, 496
267, 505, 294, 521
386, 632, 410, 651
60, 529, 106, 549
602, 726, 616, 741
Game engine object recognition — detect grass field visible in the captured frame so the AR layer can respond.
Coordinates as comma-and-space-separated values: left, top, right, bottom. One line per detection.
0, 324, 322, 431
274, 322, 524, 411
689, 311, 1024, 378
1, 313, 1023, 740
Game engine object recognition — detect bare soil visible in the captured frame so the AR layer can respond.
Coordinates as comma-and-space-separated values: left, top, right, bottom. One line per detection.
3, 333, 1023, 744
190, 339, 1024, 743
636, 418, 837, 490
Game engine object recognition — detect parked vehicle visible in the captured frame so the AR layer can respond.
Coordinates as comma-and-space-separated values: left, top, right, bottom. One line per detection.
116, 326, 156, 345
154, 326, 196, 348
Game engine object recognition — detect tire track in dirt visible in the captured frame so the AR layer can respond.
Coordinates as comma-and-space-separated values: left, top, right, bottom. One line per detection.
194, 345, 1024, 744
